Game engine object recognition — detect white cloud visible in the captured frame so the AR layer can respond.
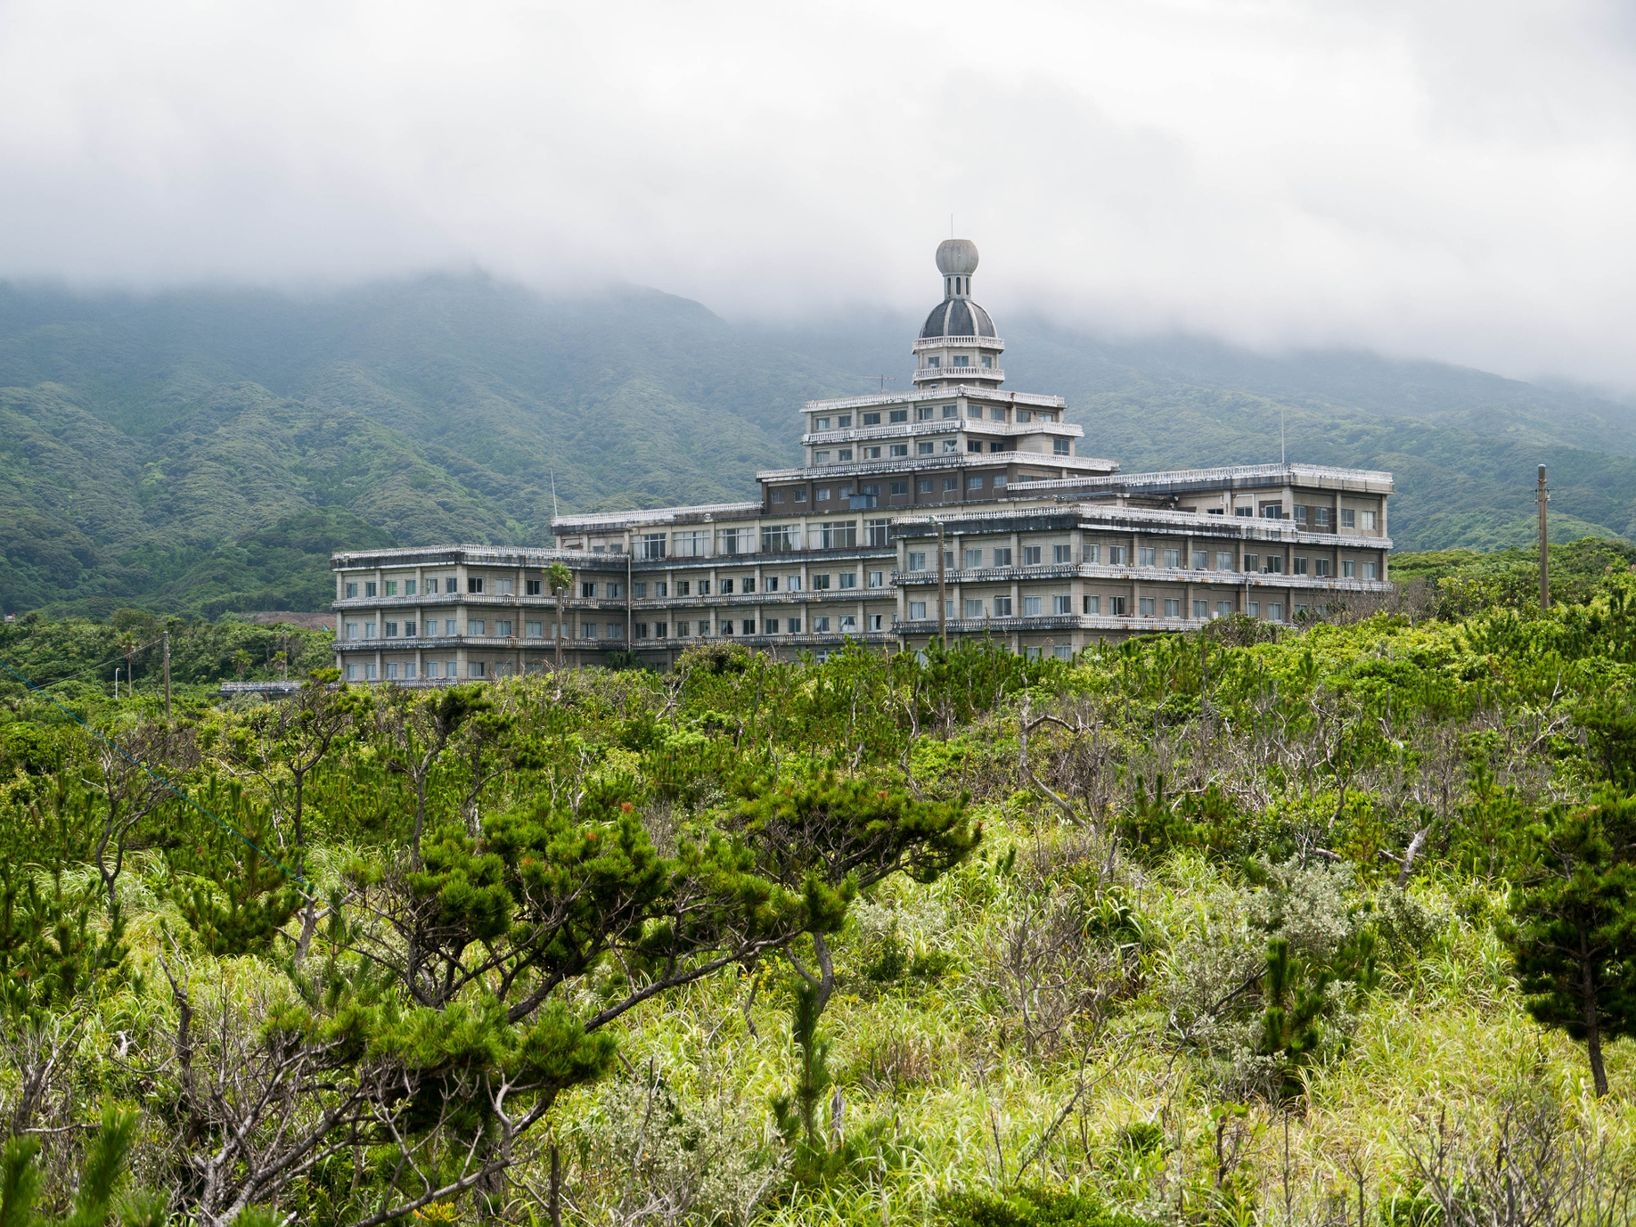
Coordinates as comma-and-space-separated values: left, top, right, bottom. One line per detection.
0, 0, 1632, 387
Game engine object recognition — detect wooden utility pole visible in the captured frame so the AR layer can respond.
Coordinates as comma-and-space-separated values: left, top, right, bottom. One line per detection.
162, 630, 172, 721
1537, 464, 1550, 611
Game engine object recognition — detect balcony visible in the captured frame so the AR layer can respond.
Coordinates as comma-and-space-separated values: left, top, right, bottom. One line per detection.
914, 367, 1004, 384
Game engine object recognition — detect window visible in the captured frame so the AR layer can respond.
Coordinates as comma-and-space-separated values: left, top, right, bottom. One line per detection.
1053, 594, 1071, 614
968, 476, 985, 491
1264, 556, 1283, 575
787, 575, 802, 591
1139, 546, 1157, 567
909, 601, 927, 619
344, 664, 359, 681
812, 573, 831, 590
918, 405, 934, 421
344, 621, 358, 640
963, 598, 984, 617
943, 476, 958, 491
765, 576, 779, 592
765, 618, 779, 633
889, 409, 908, 423
1082, 595, 1100, 614
918, 477, 935, 492
794, 488, 807, 502
655, 622, 668, 638
1192, 551, 1209, 570
990, 407, 1004, 421
468, 619, 485, 635
1216, 601, 1232, 618
466, 578, 483, 594
365, 581, 378, 597
993, 596, 1013, 616
968, 440, 984, 453
720, 578, 734, 595
942, 404, 958, 419
839, 572, 858, 589
1162, 548, 1181, 568
496, 578, 514, 595
817, 487, 832, 501
862, 412, 881, 425
1163, 599, 1181, 618
908, 552, 927, 571
673, 530, 708, 558
917, 441, 934, 455
1260, 502, 1284, 519
1109, 596, 1128, 616
963, 547, 982, 569
1217, 551, 1234, 571
1235, 506, 1253, 518
446, 577, 459, 593
1194, 600, 1209, 618
1053, 544, 1072, 564
1244, 553, 1259, 572
1052, 438, 1070, 455
813, 416, 830, 431
525, 578, 542, 596
384, 580, 398, 596
526, 621, 543, 638
992, 547, 1012, 566
743, 577, 756, 593
953, 356, 969, 368
1360, 510, 1378, 530
761, 524, 798, 553
582, 624, 597, 640
469, 661, 486, 678
1362, 561, 1379, 579
1294, 556, 1309, 575
496, 620, 512, 637
345, 581, 358, 599
676, 580, 691, 596
1266, 602, 1284, 622
421, 661, 436, 680
1315, 558, 1332, 577
742, 619, 756, 634
404, 621, 416, 637
837, 415, 851, 427
1314, 507, 1333, 528
889, 480, 908, 495
698, 579, 711, 595
1023, 596, 1043, 616
1084, 544, 1101, 564
1107, 545, 1127, 566
812, 521, 856, 549
838, 448, 853, 461
813, 616, 831, 632
655, 581, 668, 597
1341, 508, 1356, 528
868, 570, 884, 588
788, 617, 802, 632
1023, 546, 1042, 565
1294, 505, 1309, 525
839, 615, 857, 632
676, 621, 690, 637
865, 519, 891, 546
635, 622, 649, 639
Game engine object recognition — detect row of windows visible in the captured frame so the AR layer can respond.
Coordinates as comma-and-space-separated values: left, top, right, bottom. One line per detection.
903, 544, 1380, 578
808, 402, 1061, 430
633, 612, 889, 639
344, 575, 553, 599
903, 595, 1306, 622
769, 471, 1013, 506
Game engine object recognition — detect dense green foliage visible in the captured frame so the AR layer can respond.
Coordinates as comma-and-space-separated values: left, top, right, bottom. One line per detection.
5, 569, 1636, 1222
5, 277, 1636, 616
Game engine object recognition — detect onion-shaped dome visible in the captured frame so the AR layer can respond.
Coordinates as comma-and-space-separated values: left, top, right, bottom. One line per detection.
920, 238, 997, 339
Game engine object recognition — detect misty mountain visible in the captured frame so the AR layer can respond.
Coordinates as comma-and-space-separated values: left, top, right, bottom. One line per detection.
2, 274, 1634, 616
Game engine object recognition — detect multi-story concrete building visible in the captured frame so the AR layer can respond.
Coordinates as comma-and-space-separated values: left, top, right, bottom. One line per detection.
331, 240, 1392, 680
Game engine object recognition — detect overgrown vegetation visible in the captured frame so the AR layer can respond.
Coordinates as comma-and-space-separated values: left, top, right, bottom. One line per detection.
3, 562, 1636, 1223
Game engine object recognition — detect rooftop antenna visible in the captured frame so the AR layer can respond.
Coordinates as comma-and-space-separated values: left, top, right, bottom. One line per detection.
550, 470, 559, 522
879, 374, 892, 391
950, 214, 955, 238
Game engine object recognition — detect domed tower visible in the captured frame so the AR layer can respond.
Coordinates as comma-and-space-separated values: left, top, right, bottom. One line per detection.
913, 238, 1005, 388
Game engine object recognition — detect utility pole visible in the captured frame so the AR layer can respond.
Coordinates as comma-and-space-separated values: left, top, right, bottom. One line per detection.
162, 630, 172, 722
1537, 464, 1550, 611
935, 519, 947, 650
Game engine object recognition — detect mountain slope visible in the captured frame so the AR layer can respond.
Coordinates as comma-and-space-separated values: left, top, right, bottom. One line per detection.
2, 277, 1634, 615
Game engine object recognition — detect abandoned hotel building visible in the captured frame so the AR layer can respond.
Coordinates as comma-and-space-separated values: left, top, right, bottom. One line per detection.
331, 240, 1394, 680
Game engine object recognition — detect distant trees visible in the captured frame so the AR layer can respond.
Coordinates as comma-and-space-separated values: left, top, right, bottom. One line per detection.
1507, 795, 1636, 1096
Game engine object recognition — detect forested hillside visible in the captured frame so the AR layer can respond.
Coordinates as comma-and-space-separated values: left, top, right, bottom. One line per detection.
3, 563, 1636, 1224
4, 277, 1636, 617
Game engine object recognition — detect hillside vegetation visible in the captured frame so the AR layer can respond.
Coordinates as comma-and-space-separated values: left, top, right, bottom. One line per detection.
4, 277, 1636, 617
3, 559, 1636, 1224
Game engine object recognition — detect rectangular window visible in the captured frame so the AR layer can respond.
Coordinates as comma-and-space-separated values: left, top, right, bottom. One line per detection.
1315, 558, 1333, 577
787, 617, 802, 633
1362, 561, 1379, 579
384, 580, 398, 596
582, 624, 597, 640
761, 524, 799, 553
581, 581, 596, 599
421, 661, 436, 680
1052, 594, 1071, 614
468, 661, 485, 678
640, 532, 667, 560
365, 581, 378, 597
1109, 596, 1128, 616
839, 571, 858, 589
743, 577, 756, 593
1163, 599, 1181, 618
889, 409, 909, 423
742, 619, 756, 634
813, 416, 830, 431
812, 573, 831, 590
1216, 601, 1232, 618
862, 412, 881, 425
673, 530, 708, 558
1264, 556, 1283, 574
526, 621, 543, 638
1084, 544, 1101, 564
1360, 510, 1378, 530
656, 581, 668, 597
1053, 544, 1072, 563
446, 577, 459, 593
1314, 507, 1333, 528
635, 623, 649, 639
917, 441, 934, 455
813, 616, 831, 632
967, 475, 985, 492
496, 578, 514, 595
765, 617, 779, 633
1235, 506, 1253, 518
1163, 548, 1181, 568
721, 578, 734, 594
1108, 545, 1127, 566
1217, 551, 1234, 571
1139, 597, 1156, 617
404, 621, 417, 637
632, 581, 646, 598
765, 576, 779, 592
1139, 546, 1157, 567
908, 552, 927, 571
467, 578, 483, 594
839, 615, 857, 632
817, 487, 832, 501
1260, 502, 1284, 519
963, 598, 984, 617
993, 596, 1013, 616
676, 621, 690, 637
344, 621, 358, 640
1341, 508, 1357, 528
1194, 600, 1209, 618
813, 450, 830, 464
1023, 596, 1043, 616
677, 580, 691, 596
990, 407, 1005, 421
1244, 553, 1259, 572
345, 581, 358, 599
1294, 556, 1309, 575
963, 547, 982, 569
992, 547, 1012, 566
1053, 438, 1070, 455
698, 579, 711, 595
1083, 595, 1101, 615
889, 480, 908, 496
468, 619, 485, 635
655, 622, 667, 638
1266, 602, 1283, 622
1023, 546, 1042, 565
526, 579, 542, 595
496, 620, 512, 637
909, 601, 927, 619
787, 575, 802, 592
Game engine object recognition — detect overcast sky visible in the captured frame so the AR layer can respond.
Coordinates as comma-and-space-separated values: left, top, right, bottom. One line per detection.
2, 0, 1634, 389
